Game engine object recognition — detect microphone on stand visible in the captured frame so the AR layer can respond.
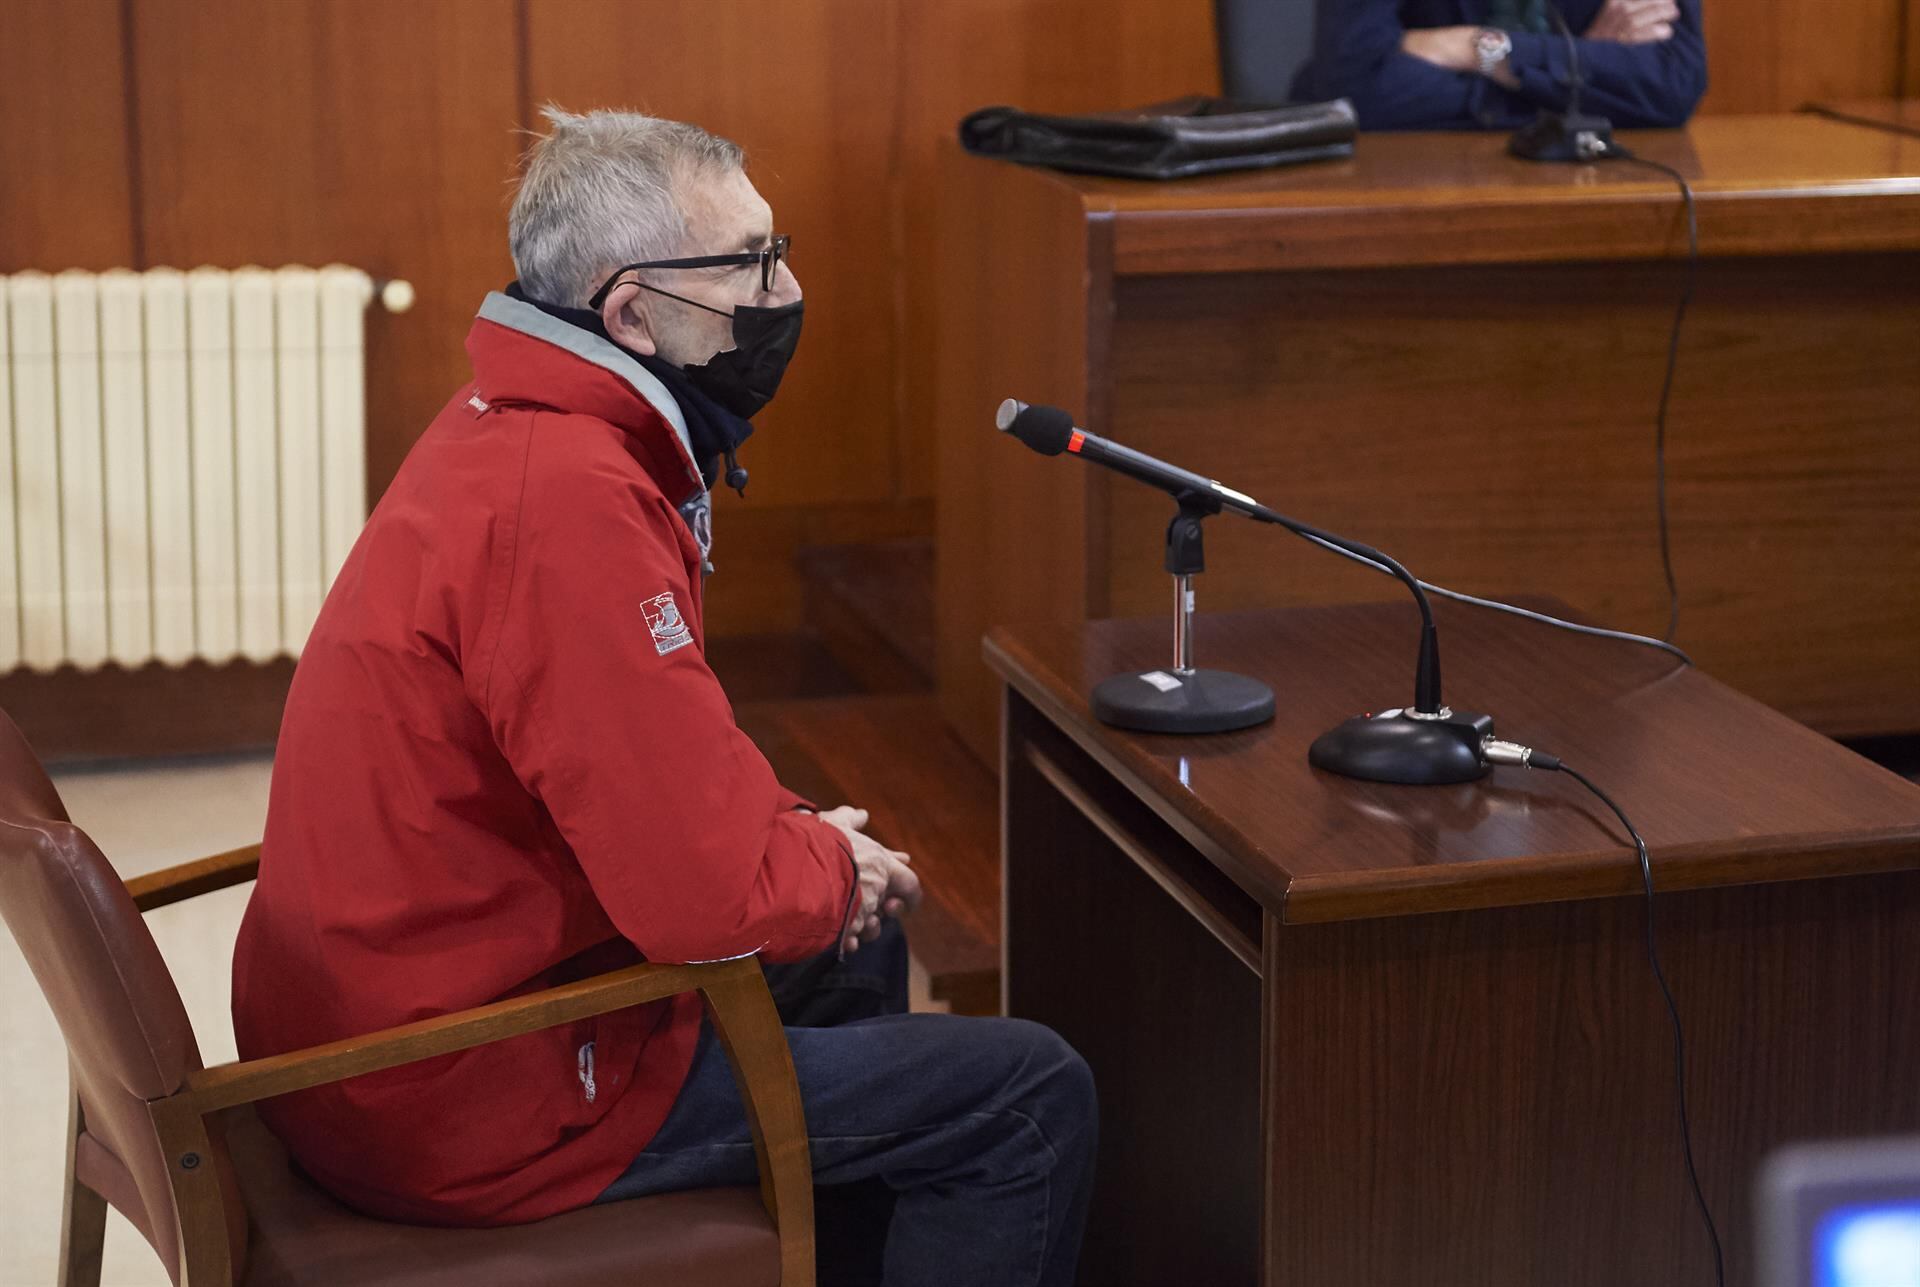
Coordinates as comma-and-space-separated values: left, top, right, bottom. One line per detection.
996, 400, 1265, 515
1508, 4, 1615, 162
997, 399, 1499, 784
996, 400, 1278, 735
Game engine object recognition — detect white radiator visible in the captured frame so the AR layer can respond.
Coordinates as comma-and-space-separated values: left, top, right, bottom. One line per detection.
0, 265, 410, 672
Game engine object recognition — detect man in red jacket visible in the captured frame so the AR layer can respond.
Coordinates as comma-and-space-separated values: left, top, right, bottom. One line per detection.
232, 108, 1095, 1285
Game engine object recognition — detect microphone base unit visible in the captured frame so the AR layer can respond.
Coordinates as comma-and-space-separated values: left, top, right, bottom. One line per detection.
1508, 110, 1615, 162
1087, 489, 1274, 735
1309, 708, 1494, 785
1092, 667, 1277, 735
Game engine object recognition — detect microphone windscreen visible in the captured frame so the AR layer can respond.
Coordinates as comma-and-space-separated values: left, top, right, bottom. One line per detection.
1005, 402, 1076, 456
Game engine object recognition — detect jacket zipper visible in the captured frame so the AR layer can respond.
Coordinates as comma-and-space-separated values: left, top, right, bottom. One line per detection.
577, 1040, 597, 1104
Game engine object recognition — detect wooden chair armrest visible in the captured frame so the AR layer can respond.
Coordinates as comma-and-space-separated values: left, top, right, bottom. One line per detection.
182, 956, 753, 1112
125, 844, 261, 912
151, 953, 815, 1286
697, 957, 817, 1285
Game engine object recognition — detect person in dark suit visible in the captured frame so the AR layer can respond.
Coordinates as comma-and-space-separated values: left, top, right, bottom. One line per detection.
1293, 0, 1707, 130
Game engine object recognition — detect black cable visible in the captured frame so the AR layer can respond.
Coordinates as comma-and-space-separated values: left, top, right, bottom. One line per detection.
1547, 759, 1727, 1287
1249, 502, 1695, 672
1247, 503, 1433, 632
1546, 4, 1584, 117
1297, 531, 1695, 666
1246, 501, 1445, 712
1235, 128, 1702, 671
1599, 146, 1697, 645
1802, 103, 1920, 142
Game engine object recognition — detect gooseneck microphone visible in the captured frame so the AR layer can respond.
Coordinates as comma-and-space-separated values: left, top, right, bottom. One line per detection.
1508, 2, 1615, 162
999, 398, 1444, 716
997, 399, 1495, 784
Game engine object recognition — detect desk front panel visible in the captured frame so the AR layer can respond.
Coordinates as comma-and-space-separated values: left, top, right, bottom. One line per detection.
1004, 693, 1264, 1287
1262, 865, 1920, 1287
1002, 687, 1920, 1287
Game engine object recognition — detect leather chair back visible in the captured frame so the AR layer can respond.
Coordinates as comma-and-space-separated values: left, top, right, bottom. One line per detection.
0, 708, 236, 1283
1213, 0, 1317, 106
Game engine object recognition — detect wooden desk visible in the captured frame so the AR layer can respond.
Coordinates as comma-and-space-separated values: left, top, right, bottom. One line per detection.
987, 602, 1920, 1287
936, 116, 1920, 763
1807, 98, 1920, 139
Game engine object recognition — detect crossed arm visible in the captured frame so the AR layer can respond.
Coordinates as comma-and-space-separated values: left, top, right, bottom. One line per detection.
1305, 0, 1708, 131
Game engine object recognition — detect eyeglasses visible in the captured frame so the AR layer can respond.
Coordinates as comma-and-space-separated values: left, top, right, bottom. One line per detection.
587, 234, 791, 311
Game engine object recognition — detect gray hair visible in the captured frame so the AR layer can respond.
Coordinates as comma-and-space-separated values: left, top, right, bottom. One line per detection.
509, 106, 745, 308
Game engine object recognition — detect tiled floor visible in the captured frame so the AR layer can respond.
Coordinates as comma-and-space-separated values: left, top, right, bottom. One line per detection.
1, 750, 940, 1285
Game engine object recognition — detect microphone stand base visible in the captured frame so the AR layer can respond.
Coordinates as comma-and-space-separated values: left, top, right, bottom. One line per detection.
1508, 111, 1615, 162
1309, 709, 1494, 785
1092, 668, 1276, 735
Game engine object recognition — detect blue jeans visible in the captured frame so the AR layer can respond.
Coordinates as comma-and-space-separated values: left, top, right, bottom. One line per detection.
599, 922, 1097, 1287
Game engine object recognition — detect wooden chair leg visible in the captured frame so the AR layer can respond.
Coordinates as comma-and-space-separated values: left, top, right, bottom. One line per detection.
59, 1088, 107, 1287
701, 960, 817, 1287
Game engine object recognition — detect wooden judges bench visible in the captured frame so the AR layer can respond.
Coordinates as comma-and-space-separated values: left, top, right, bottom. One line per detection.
1807, 97, 1920, 139
934, 115, 1920, 762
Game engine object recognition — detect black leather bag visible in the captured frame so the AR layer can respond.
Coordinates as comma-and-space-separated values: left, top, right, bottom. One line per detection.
958, 96, 1357, 180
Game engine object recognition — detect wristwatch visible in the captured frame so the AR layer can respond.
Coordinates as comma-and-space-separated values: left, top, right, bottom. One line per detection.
1474, 27, 1513, 78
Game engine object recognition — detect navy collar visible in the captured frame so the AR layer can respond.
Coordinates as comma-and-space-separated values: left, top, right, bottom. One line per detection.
504, 281, 754, 493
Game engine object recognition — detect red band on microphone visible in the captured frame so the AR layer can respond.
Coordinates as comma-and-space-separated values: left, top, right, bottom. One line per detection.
1067, 430, 1085, 454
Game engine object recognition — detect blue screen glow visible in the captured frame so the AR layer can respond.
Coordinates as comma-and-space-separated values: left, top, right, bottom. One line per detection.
1815, 1203, 1920, 1287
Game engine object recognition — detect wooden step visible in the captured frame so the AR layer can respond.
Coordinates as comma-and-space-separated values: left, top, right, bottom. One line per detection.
704, 632, 863, 703
794, 541, 935, 694
737, 693, 1000, 1015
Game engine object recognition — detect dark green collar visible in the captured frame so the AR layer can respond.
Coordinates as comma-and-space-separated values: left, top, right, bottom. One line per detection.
1485, 0, 1550, 33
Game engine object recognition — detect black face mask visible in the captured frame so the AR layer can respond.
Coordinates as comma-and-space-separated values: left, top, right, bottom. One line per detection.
682, 299, 804, 420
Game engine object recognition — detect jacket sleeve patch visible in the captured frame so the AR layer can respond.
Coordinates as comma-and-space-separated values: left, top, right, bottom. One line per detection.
641, 591, 695, 656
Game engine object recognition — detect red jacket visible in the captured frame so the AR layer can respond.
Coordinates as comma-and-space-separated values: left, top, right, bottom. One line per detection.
232, 292, 856, 1226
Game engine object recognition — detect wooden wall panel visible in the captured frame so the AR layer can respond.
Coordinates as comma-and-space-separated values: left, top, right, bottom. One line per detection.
1698, 0, 1907, 113
892, 0, 1221, 500
1908, 0, 1920, 96
525, 0, 1219, 509
5, 0, 1907, 671
129, 0, 523, 501
0, 0, 135, 271
523, 0, 905, 511
1099, 255, 1920, 740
